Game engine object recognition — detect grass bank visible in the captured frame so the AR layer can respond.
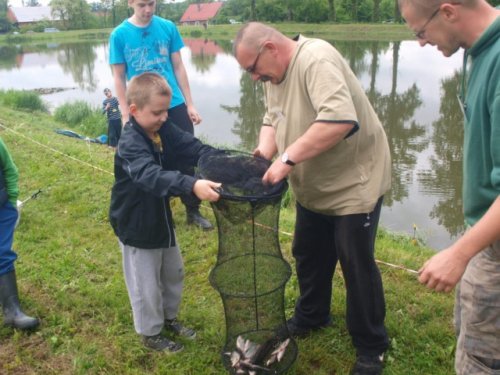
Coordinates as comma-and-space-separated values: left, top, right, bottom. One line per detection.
0, 106, 454, 374
0, 23, 413, 46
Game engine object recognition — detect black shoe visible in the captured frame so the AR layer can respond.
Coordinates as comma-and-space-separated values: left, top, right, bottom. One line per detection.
142, 334, 184, 353
165, 318, 196, 340
278, 317, 331, 338
186, 209, 213, 231
350, 354, 384, 375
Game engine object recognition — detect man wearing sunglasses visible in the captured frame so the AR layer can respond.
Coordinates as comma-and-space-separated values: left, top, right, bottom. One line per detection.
233, 23, 391, 375
398, 1, 500, 374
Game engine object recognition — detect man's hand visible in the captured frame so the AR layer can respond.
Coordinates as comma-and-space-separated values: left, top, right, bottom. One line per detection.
193, 180, 221, 201
262, 159, 292, 185
418, 246, 470, 292
187, 104, 202, 125
253, 126, 277, 161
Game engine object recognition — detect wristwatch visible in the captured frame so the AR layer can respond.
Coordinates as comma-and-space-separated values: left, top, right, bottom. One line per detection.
281, 152, 296, 166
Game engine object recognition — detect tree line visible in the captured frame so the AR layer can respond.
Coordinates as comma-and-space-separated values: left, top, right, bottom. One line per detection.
1, 0, 499, 32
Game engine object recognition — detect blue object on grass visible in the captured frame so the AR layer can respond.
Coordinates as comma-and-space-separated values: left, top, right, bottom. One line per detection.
55, 129, 107, 145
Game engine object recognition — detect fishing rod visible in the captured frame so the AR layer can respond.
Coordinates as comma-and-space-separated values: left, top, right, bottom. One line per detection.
15, 189, 43, 228
17, 189, 43, 209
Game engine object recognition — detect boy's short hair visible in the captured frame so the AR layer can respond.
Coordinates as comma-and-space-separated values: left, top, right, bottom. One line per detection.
127, 72, 172, 109
103, 88, 111, 94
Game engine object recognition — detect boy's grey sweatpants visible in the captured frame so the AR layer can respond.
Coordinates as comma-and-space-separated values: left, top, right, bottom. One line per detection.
119, 241, 184, 336
455, 240, 500, 374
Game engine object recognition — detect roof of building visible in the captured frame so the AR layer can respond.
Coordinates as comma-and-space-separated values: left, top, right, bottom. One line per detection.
179, 2, 224, 23
8, 6, 58, 23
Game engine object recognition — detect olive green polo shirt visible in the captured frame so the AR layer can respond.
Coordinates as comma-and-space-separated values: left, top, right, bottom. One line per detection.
262, 36, 391, 215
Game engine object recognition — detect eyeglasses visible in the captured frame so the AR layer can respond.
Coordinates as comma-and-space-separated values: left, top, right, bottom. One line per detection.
414, 7, 440, 39
246, 43, 266, 74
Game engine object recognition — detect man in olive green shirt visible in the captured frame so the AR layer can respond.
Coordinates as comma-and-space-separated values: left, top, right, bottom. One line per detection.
234, 23, 391, 375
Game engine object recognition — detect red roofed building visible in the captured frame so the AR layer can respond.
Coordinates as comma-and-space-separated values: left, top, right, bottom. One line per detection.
7, 6, 60, 27
179, 2, 224, 26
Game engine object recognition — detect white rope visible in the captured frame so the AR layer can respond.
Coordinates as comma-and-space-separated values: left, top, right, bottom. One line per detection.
375, 259, 419, 274
208, 208, 419, 275
1, 122, 419, 275
0, 122, 113, 176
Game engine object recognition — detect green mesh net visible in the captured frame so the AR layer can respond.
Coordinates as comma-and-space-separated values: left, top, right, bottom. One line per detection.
198, 150, 297, 375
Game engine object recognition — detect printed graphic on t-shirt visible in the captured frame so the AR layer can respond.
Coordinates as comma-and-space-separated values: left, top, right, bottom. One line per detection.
125, 40, 170, 75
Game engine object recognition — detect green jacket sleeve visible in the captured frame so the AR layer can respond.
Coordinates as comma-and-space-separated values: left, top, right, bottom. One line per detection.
0, 137, 19, 205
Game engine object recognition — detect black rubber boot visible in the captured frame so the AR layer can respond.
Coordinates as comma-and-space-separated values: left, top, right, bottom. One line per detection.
186, 207, 213, 231
0, 270, 40, 330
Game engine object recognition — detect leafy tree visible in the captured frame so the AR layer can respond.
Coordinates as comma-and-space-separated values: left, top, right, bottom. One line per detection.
250, 0, 256, 20
256, 0, 287, 22
158, 1, 189, 23
295, 0, 329, 22
50, 0, 70, 28
25, 0, 40, 6
393, 0, 401, 22
216, 0, 251, 23
373, 0, 381, 22
50, 0, 94, 29
0, 0, 12, 32
327, 0, 336, 22
0, 18, 11, 33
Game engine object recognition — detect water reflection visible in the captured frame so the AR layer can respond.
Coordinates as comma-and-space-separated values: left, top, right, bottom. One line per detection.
0, 38, 464, 249
419, 71, 465, 238
58, 43, 98, 91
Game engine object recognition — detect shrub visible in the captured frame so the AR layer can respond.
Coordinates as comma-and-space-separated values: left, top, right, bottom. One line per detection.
80, 111, 108, 138
54, 101, 93, 125
0, 89, 48, 112
54, 101, 107, 137
190, 29, 203, 38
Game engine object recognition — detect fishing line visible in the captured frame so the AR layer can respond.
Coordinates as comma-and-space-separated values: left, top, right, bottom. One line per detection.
203, 208, 419, 275
1, 122, 419, 275
0, 122, 113, 176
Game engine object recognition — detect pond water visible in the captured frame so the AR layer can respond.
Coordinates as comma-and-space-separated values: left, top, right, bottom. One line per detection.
0, 37, 465, 250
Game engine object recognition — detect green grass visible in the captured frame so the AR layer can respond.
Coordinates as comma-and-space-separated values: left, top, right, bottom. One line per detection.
0, 105, 454, 374
54, 101, 107, 138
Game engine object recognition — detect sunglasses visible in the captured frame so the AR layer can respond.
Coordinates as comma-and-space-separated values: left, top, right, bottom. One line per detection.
246, 43, 266, 74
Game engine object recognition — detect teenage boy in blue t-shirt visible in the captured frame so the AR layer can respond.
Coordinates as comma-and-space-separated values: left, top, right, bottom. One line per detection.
109, 0, 213, 230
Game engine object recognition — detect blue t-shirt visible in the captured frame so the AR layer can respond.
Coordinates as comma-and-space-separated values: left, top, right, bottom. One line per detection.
109, 16, 185, 109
